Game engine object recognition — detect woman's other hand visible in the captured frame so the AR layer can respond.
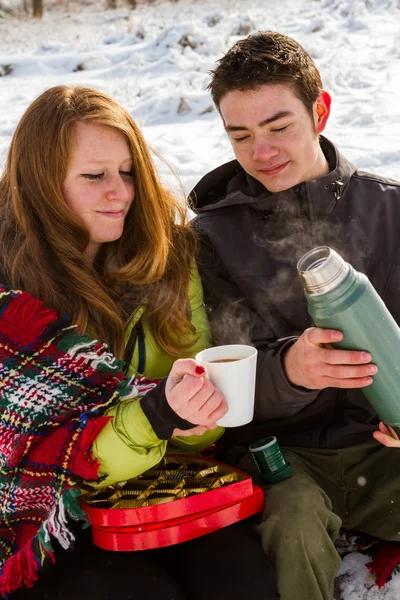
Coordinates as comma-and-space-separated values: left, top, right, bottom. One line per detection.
166, 359, 228, 427
172, 425, 216, 437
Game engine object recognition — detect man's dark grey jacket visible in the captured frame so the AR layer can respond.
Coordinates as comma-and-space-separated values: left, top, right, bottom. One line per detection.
191, 136, 400, 452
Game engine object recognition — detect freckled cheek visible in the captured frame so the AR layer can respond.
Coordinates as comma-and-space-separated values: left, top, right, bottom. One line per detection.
124, 181, 135, 201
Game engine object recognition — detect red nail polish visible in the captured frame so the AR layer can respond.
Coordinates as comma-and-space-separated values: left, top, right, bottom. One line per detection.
195, 365, 205, 375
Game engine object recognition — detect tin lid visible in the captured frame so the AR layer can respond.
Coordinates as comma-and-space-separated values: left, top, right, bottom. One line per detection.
297, 246, 349, 296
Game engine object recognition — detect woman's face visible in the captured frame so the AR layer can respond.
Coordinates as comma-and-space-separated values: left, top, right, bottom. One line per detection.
62, 121, 135, 262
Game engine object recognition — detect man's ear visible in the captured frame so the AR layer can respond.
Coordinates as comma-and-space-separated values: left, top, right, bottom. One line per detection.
315, 90, 331, 134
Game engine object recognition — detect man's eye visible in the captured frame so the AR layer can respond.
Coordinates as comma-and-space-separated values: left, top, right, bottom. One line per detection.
233, 136, 249, 143
272, 125, 288, 133
82, 173, 104, 180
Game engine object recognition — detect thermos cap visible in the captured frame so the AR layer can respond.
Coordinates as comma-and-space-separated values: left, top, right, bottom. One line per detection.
297, 246, 349, 296
249, 436, 292, 485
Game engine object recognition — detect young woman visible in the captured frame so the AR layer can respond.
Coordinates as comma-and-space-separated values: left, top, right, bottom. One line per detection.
0, 86, 276, 600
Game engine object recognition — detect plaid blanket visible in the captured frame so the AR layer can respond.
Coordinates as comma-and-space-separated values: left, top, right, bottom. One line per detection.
0, 286, 157, 597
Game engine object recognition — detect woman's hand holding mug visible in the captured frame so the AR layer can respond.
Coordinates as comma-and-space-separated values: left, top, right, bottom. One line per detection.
166, 359, 228, 431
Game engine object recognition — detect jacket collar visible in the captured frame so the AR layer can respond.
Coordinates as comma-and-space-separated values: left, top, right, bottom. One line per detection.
192, 136, 357, 215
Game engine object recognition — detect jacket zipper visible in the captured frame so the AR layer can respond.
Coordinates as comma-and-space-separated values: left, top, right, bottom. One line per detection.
325, 176, 344, 212
123, 306, 146, 376
294, 183, 312, 244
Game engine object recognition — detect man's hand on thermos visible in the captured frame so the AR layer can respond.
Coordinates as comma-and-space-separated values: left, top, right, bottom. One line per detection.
283, 327, 378, 390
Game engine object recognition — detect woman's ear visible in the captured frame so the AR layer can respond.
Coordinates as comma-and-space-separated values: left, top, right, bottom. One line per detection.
315, 90, 331, 134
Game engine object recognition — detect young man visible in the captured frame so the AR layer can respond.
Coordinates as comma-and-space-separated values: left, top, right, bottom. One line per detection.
191, 31, 400, 600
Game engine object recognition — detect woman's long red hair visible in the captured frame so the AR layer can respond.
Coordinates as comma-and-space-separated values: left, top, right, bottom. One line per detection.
0, 86, 197, 359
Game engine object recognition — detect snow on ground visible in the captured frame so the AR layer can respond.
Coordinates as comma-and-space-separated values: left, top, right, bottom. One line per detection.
336, 552, 400, 600
1, 0, 400, 597
1, 0, 400, 195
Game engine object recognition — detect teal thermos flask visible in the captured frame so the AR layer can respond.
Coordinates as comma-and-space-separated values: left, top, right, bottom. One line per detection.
297, 246, 400, 440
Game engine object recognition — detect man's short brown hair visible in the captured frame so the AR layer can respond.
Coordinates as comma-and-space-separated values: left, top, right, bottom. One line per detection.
208, 31, 323, 117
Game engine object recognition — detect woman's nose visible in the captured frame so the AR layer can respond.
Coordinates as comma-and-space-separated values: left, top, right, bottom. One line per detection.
106, 175, 132, 201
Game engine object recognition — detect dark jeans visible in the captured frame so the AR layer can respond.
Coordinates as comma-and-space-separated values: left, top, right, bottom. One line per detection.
12, 521, 277, 599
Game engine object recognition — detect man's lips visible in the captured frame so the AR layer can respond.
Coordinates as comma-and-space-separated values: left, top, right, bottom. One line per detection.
258, 162, 289, 176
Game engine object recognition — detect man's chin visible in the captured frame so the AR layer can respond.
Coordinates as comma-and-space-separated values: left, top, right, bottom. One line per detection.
254, 173, 295, 193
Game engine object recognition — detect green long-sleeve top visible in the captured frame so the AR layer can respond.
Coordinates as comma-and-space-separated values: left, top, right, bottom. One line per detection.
92, 264, 224, 487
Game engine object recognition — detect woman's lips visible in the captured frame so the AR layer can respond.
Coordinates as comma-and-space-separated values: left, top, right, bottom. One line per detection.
258, 162, 288, 176
97, 210, 125, 218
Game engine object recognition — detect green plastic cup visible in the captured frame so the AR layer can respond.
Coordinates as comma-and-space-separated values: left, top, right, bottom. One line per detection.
249, 436, 292, 485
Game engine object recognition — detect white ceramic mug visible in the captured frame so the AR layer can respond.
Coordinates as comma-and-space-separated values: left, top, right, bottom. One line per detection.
195, 344, 258, 427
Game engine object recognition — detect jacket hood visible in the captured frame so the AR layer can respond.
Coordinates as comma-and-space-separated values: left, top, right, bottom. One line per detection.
190, 136, 357, 214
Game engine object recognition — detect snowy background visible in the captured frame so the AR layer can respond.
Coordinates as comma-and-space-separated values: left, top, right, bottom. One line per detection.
1, 0, 400, 597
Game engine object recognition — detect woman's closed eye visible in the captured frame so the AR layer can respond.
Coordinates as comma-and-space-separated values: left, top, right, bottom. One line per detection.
120, 170, 134, 178
82, 173, 105, 181
81, 170, 133, 181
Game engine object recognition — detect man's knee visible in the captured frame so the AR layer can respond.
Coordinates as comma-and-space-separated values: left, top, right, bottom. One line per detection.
257, 473, 341, 541
264, 473, 331, 517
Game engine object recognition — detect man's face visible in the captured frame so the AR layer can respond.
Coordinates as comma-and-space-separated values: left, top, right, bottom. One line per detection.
220, 83, 329, 192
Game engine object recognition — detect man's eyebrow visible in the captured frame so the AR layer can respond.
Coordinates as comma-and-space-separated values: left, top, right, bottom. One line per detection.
225, 111, 293, 132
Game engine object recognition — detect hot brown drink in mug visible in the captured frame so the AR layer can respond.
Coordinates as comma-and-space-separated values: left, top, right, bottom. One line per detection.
195, 344, 258, 426
208, 358, 243, 363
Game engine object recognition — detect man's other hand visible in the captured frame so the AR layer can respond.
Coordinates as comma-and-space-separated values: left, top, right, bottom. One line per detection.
373, 422, 400, 447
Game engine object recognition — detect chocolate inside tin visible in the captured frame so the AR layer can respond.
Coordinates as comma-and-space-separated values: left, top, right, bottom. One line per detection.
84, 456, 246, 510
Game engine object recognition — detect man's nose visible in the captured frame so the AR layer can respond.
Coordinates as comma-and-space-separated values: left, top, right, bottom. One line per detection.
252, 140, 278, 162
